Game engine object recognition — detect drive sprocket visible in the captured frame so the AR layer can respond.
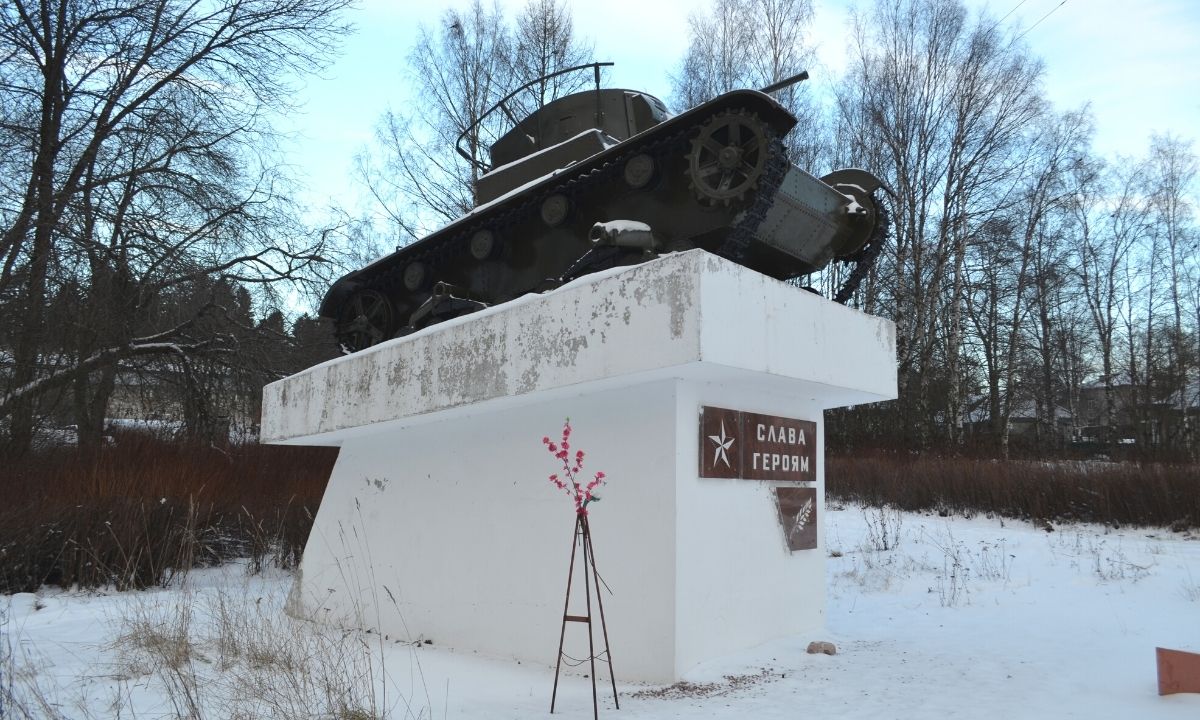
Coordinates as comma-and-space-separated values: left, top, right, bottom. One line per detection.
686, 110, 769, 206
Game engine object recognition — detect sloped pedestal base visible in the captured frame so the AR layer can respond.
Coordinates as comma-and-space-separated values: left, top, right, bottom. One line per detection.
262, 250, 896, 683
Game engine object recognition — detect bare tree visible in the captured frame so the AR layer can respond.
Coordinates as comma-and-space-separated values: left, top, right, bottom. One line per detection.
357, 1, 513, 240
412, 0, 515, 193
671, 0, 756, 109
746, 0, 824, 168
0, 0, 351, 452
1021, 111, 1095, 452
1186, 253, 1200, 458
969, 109, 1099, 453
670, 0, 823, 166
963, 109, 1094, 456
1071, 157, 1149, 446
1144, 134, 1198, 451
358, 0, 595, 243
511, 0, 594, 115
835, 0, 1045, 449
358, 109, 479, 239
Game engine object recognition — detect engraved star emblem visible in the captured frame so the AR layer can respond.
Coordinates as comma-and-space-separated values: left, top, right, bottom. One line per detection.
708, 420, 735, 468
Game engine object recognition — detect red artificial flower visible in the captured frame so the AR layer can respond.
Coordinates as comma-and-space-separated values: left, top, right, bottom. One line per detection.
541, 418, 608, 516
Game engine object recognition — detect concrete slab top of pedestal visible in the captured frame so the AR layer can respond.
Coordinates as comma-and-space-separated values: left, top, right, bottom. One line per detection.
262, 250, 897, 445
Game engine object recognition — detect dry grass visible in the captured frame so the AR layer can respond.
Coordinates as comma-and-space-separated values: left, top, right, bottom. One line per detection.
3, 576, 410, 719
828, 454, 1200, 529
0, 434, 337, 593
112, 585, 394, 719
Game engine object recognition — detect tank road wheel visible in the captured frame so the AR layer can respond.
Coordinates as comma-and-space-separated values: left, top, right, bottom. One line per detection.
540, 194, 570, 227
623, 153, 656, 189
686, 110, 769, 206
470, 229, 500, 260
336, 289, 394, 354
403, 261, 429, 291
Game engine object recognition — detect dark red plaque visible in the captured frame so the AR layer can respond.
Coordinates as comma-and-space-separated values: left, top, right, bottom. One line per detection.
741, 412, 816, 481
698, 406, 816, 482
698, 406, 741, 478
775, 486, 818, 551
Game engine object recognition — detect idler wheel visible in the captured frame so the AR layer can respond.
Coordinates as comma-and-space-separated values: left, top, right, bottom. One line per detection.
336, 289, 393, 353
821, 168, 883, 260
686, 109, 768, 206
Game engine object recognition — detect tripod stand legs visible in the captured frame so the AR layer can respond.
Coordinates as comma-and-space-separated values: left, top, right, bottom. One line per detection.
550, 515, 618, 718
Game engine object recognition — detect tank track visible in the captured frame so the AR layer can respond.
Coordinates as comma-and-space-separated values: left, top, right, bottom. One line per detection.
832, 200, 890, 304
352, 122, 690, 304
722, 132, 788, 263
340, 107, 879, 343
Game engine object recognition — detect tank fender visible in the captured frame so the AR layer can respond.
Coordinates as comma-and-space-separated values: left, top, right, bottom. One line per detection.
319, 276, 363, 319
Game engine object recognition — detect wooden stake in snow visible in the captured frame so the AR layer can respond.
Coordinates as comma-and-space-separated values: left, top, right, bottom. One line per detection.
1157, 647, 1200, 695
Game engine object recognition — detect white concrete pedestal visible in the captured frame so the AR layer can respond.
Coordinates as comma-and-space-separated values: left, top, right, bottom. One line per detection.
262, 250, 896, 683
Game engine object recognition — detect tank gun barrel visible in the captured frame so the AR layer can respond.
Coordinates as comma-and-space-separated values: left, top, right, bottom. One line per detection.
759, 70, 809, 96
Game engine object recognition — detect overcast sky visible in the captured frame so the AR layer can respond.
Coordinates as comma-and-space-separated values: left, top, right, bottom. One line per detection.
276, 0, 1200, 215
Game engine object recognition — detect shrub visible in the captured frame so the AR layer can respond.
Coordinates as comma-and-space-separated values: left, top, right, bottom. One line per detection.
827, 454, 1200, 529
0, 435, 336, 593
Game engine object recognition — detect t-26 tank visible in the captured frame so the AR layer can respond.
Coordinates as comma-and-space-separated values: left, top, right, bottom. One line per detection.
321, 63, 886, 353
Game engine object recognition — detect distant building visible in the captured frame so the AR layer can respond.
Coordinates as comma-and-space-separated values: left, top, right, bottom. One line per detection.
1070, 373, 1196, 451
961, 394, 1074, 448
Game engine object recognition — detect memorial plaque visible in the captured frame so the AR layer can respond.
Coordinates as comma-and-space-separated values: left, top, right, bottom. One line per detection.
698, 406, 816, 482
742, 411, 816, 481
775, 486, 818, 551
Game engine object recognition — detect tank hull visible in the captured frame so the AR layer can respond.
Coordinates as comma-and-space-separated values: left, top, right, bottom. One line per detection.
323, 90, 882, 353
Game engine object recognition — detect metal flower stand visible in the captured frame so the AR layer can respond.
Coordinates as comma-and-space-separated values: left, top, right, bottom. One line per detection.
551, 513, 619, 718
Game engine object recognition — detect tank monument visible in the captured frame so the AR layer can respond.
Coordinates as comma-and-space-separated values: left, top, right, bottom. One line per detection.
261, 64, 897, 692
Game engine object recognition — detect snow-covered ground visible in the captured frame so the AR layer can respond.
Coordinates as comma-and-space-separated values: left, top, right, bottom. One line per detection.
4, 505, 1199, 719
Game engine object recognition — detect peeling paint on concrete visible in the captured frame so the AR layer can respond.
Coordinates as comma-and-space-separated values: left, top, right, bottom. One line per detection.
260, 250, 897, 445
